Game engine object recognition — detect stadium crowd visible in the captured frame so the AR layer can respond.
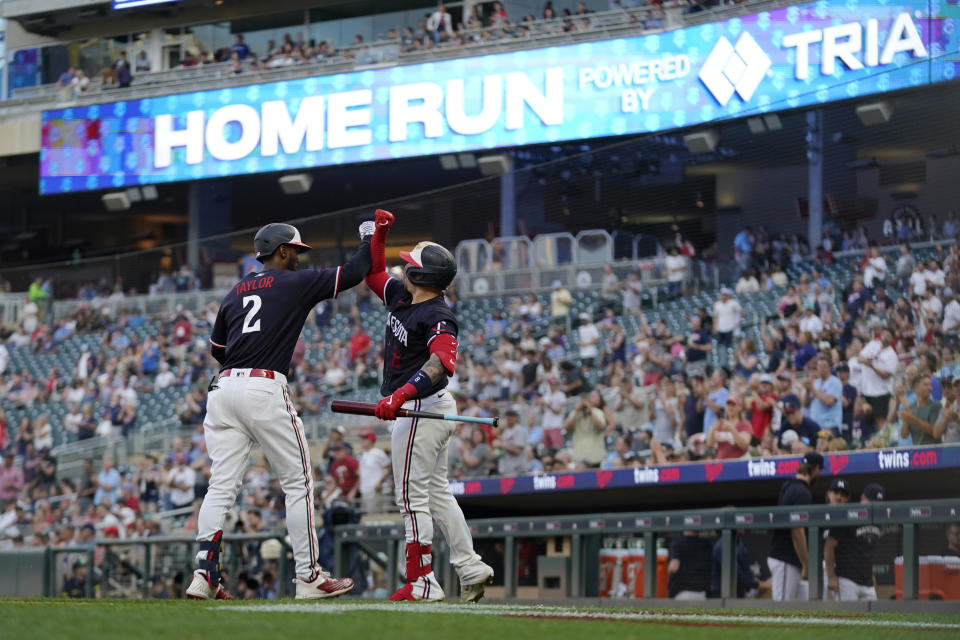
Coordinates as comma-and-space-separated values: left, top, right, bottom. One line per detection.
1, 230, 959, 598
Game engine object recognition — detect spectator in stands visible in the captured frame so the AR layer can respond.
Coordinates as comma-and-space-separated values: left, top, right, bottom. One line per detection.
702, 369, 729, 435
166, 452, 196, 510
781, 396, 820, 446
650, 375, 682, 449
541, 377, 567, 451
135, 51, 151, 73
668, 530, 713, 600
664, 247, 687, 299
899, 376, 943, 445
712, 288, 741, 346
746, 373, 777, 444
357, 432, 390, 514
56, 66, 76, 90
94, 456, 120, 507
733, 338, 758, 379
735, 269, 760, 296
77, 404, 96, 441
599, 264, 620, 312
114, 52, 133, 88
0, 451, 23, 503
858, 328, 897, 436
564, 393, 606, 468
707, 395, 751, 459
495, 410, 527, 476
805, 355, 843, 437
231, 34, 251, 60
427, 4, 455, 42
549, 280, 573, 323
621, 271, 643, 316
576, 313, 600, 367
458, 427, 491, 476
329, 442, 359, 501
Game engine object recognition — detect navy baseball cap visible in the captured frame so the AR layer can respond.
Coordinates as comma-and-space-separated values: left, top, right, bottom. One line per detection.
862, 483, 885, 501
828, 478, 850, 494
783, 397, 802, 413
803, 451, 825, 469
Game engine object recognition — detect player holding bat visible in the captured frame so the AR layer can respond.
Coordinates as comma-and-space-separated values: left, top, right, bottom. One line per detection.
364, 209, 494, 602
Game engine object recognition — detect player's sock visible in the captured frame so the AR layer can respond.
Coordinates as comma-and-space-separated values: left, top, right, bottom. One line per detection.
196, 530, 224, 588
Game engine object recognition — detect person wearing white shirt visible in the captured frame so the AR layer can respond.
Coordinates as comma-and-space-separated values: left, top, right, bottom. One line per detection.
664, 248, 687, 299
0, 343, 7, 376
64, 405, 83, 435
798, 304, 824, 337
942, 289, 960, 344
541, 378, 567, 451
921, 289, 943, 323
923, 259, 946, 290
166, 455, 197, 509
862, 247, 887, 289
909, 264, 928, 298
622, 272, 643, 315
576, 313, 601, 366
76, 346, 93, 381
154, 362, 176, 390
712, 288, 742, 345
22, 299, 39, 334
856, 330, 898, 432
357, 432, 391, 514
426, 4, 454, 41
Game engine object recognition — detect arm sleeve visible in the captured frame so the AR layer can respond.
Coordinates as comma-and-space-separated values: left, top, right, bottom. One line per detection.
365, 225, 389, 301
427, 318, 459, 374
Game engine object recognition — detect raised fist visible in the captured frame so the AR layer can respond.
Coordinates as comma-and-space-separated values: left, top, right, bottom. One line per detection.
375, 209, 395, 228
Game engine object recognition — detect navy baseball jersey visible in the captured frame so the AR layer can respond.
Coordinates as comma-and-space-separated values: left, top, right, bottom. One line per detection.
380, 278, 457, 397
210, 267, 342, 373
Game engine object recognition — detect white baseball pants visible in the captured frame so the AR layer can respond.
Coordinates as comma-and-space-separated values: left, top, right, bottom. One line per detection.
390, 390, 485, 583
767, 557, 809, 600
836, 576, 877, 601
197, 369, 322, 580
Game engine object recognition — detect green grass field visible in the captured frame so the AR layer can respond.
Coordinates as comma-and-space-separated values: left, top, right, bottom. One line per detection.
3, 600, 960, 640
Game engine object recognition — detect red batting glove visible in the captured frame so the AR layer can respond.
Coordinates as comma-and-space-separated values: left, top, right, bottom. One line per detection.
375, 383, 415, 421
375, 209, 395, 229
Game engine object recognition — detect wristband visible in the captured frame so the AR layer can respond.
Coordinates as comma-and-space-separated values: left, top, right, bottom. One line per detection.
406, 369, 433, 397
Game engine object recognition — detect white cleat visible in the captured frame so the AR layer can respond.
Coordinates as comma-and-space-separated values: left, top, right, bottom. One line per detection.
460, 563, 494, 603
186, 570, 234, 600
294, 571, 355, 600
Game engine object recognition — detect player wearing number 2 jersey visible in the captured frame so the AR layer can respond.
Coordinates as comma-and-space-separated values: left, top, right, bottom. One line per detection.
187, 221, 373, 601
364, 209, 493, 602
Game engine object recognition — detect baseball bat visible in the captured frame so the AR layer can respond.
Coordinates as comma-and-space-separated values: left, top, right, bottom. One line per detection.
330, 400, 499, 428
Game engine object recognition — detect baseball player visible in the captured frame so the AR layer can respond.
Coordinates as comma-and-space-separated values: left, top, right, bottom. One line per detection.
187, 221, 373, 600
363, 209, 494, 602
767, 451, 823, 601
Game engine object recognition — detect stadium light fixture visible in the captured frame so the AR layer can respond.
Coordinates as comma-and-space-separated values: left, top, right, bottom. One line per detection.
278, 173, 312, 194
102, 192, 132, 211
856, 101, 893, 126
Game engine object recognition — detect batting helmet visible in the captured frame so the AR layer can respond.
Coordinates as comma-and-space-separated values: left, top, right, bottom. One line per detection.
254, 223, 311, 262
399, 241, 457, 290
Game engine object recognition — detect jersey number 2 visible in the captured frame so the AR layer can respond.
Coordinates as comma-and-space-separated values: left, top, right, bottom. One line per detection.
241, 295, 262, 334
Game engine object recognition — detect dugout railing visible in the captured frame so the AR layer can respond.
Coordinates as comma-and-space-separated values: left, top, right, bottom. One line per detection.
332, 499, 960, 603
1, 499, 957, 599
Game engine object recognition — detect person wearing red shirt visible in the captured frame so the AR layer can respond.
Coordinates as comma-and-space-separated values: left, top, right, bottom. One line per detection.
747, 373, 778, 444
329, 443, 359, 500
707, 395, 752, 459
349, 324, 371, 362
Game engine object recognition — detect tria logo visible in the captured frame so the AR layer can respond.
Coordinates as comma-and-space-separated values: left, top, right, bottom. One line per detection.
699, 32, 771, 107
699, 13, 927, 107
